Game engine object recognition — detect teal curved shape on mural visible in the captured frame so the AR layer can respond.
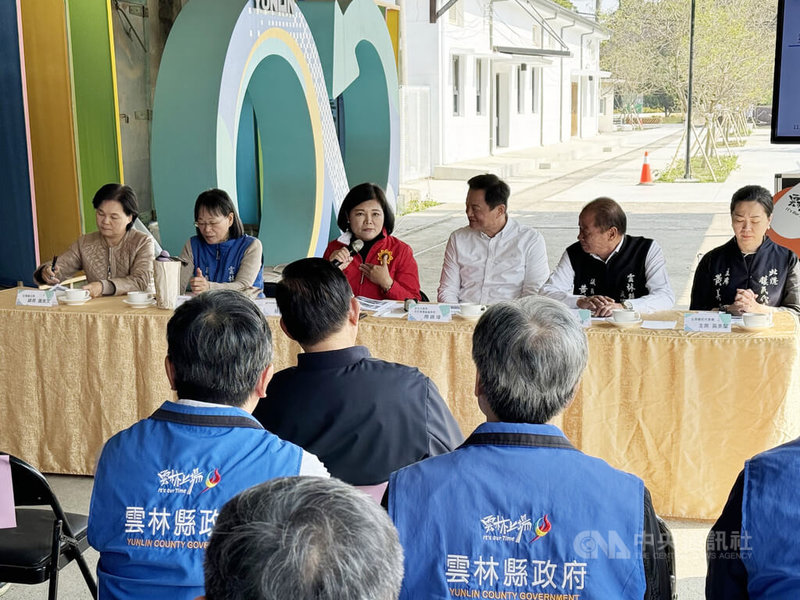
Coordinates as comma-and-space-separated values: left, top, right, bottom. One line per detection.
152, 0, 348, 257
341, 41, 391, 190
248, 55, 317, 263
151, 0, 399, 258
151, 0, 245, 254
235, 91, 259, 226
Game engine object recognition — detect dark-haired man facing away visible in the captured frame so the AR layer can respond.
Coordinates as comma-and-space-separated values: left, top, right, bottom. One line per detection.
254, 258, 463, 498
88, 290, 326, 600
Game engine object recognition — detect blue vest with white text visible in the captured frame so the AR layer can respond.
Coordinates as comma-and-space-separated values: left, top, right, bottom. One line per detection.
389, 422, 646, 600
190, 234, 263, 290
742, 436, 800, 599
88, 401, 303, 600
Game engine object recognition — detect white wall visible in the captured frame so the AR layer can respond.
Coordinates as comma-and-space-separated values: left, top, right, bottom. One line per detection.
403, 0, 608, 172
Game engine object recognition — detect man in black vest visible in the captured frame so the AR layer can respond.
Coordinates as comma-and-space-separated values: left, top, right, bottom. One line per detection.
540, 197, 674, 316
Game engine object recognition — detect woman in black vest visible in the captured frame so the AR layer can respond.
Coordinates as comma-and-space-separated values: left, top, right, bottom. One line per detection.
690, 185, 800, 315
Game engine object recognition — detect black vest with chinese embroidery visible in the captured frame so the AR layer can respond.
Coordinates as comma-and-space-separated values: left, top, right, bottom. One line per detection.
691, 236, 796, 310
567, 235, 652, 302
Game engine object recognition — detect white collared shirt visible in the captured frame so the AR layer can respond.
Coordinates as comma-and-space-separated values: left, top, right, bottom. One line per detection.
175, 399, 329, 477
539, 238, 675, 313
437, 217, 549, 304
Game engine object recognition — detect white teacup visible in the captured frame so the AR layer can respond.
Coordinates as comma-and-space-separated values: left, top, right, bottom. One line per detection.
127, 291, 152, 304
460, 303, 485, 318
64, 288, 90, 301
742, 312, 771, 328
611, 308, 640, 323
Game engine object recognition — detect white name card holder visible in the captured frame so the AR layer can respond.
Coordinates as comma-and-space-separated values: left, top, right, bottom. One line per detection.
254, 298, 281, 317
16, 289, 57, 307
572, 309, 592, 327
174, 295, 192, 309
684, 312, 731, 333
408, 304, 452, 322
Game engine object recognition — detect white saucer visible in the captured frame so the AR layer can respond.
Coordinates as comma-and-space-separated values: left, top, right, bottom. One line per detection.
123, 298, 156, 308
607, 318, 642, 328
735, 323, 772, 332
58, 296, 90, 306
456, 313, 481, 321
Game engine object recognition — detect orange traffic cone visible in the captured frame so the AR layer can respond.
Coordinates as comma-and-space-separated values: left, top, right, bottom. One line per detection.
638, 151, 654, 185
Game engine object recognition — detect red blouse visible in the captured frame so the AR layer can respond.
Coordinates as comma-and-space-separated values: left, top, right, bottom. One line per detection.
323, 233, 421, 301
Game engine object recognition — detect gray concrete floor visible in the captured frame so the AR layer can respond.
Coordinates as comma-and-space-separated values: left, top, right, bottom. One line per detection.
7, 125, 799, 599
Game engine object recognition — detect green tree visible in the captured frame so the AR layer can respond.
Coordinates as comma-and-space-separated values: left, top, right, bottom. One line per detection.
601, 0, 775, 147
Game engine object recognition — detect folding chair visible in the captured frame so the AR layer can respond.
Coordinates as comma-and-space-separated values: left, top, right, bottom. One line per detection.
0, 454, 97, 599
656, 516, 678, 600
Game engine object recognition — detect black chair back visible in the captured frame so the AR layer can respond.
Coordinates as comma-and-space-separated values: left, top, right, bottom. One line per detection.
0, 453, 97, 598
4, 455, 74, 537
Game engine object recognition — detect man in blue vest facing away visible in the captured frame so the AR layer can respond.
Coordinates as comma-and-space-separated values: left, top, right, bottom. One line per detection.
540, 197, 674, 317
387, 296, 670, 600
88, 290, 327, 600
706, 438, 800, 598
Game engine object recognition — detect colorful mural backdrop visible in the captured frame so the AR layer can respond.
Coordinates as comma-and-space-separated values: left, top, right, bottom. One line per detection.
0, 0, 398, 285
0, 0, 123, 286
151, 0, 400, 264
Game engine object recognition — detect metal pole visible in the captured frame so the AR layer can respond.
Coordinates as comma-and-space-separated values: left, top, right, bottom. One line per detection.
683, 0, 696, 179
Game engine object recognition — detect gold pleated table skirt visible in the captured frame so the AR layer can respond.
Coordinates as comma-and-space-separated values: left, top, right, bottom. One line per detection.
1, 288, 797, 519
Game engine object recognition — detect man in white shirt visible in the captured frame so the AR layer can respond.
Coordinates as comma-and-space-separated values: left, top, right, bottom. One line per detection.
437, 174, 549, 304
540, 197, 674, 316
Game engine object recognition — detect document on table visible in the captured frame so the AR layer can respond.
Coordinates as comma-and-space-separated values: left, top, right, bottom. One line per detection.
642, 320, 677, 330
354, 297, 407, 318
355, 297, 393, 312
372, 301, 405, 318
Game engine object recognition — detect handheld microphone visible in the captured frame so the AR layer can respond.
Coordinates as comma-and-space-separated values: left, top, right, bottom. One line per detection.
332, 239, 364, 267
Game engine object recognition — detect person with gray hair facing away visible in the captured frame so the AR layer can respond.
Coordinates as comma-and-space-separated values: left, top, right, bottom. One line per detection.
88, 290, 327, 600
387, 296, 670, 599
199, 477, 404, 600
540, 197, 674, 317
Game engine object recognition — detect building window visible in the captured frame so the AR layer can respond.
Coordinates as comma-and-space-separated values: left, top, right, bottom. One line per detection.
448, 0, 464, 26
452, 56, 462, 116
532, 24, 542, 47
476, 59, 485, 115
516, 66, 524, 114
583, 77, 597, 117
530, 67, 539, 113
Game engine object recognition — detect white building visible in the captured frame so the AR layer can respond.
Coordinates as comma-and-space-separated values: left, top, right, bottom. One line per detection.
402, 0, 609, 178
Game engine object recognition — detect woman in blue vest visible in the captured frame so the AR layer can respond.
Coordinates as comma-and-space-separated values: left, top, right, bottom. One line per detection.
690, 185, 800, 315
178, 189, 264, 295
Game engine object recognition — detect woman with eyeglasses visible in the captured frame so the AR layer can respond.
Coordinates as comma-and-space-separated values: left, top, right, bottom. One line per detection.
178, 189, 264, 295
33, 183, 154, 297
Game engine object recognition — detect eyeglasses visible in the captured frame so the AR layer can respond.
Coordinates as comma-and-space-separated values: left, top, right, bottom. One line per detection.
194, 220, 227, 229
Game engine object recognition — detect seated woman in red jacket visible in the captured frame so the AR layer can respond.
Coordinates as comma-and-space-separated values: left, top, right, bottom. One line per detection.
324, 183, 421, 300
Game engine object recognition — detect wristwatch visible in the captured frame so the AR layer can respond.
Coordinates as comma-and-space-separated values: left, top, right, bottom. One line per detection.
623, 299, 634, 310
